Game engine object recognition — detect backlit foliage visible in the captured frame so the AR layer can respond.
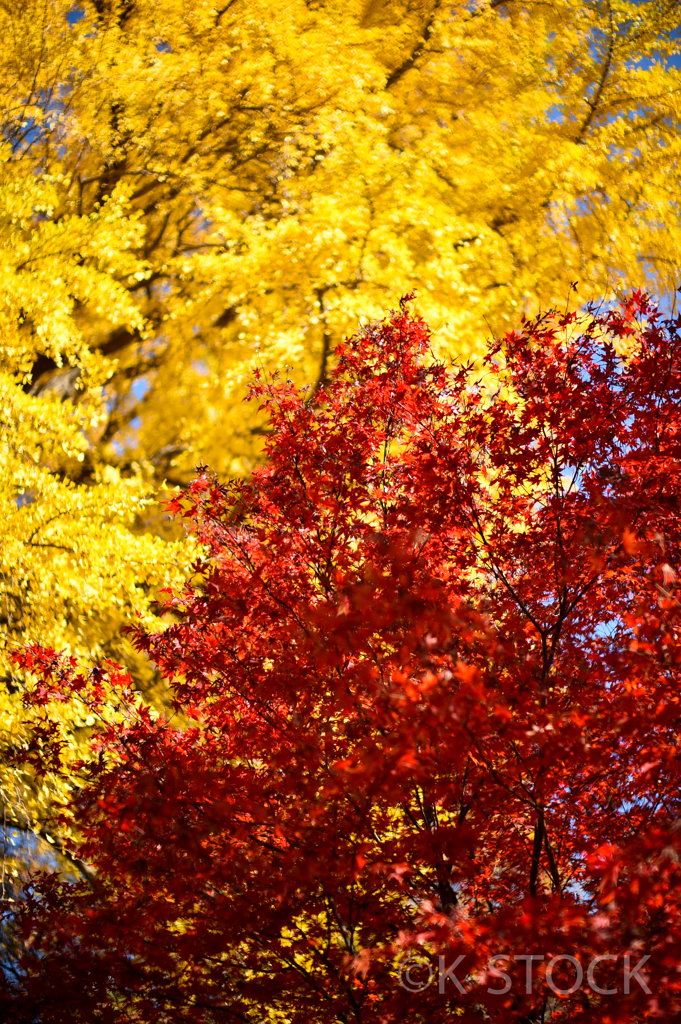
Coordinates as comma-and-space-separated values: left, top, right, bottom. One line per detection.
8, 295, 681, 1022
0, 0, 679, 858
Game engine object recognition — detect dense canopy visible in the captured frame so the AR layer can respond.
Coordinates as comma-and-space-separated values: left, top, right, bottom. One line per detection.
0, 0, 680, 983
5, 295, 681, 1022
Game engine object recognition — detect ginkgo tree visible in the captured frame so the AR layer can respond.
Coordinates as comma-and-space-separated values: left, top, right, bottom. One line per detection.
1, 0, 681, 879
6, 295, 681, 1023
6, 0, 681, 475
0, 167, 193, 861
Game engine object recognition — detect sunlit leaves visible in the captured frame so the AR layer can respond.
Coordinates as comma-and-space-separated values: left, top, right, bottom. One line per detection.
8, 296, 681, 1021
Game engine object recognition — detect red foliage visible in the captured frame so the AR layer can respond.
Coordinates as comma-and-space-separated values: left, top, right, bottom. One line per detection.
6, 294, 681, 1022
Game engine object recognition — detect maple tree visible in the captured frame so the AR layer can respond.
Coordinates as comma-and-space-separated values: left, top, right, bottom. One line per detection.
5, 294, 681, 1022
1, 0, 681, 856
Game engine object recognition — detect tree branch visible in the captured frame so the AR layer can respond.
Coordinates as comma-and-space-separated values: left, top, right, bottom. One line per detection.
385, 0, 441, 89
1, 813, 96, 887
575, 4, 614, 144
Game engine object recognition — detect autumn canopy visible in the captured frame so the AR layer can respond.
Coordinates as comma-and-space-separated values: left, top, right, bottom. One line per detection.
2, 295, 681, 1022
0, 0, 681, 1020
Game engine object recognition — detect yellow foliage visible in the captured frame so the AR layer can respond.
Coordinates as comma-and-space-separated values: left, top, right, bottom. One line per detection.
0, 161, 191, 839
0, 0, 679, 842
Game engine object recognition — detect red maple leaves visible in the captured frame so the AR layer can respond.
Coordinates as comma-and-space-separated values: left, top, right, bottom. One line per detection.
6, 294, 681, 1022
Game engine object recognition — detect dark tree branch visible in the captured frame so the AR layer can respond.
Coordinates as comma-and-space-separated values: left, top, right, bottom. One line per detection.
1, 812, 96, 887
385, 0, 442, 89
529, 812, 544, 896
385, 0, 511, 90
308, 286, 332, 399
576, 3, 614, 144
